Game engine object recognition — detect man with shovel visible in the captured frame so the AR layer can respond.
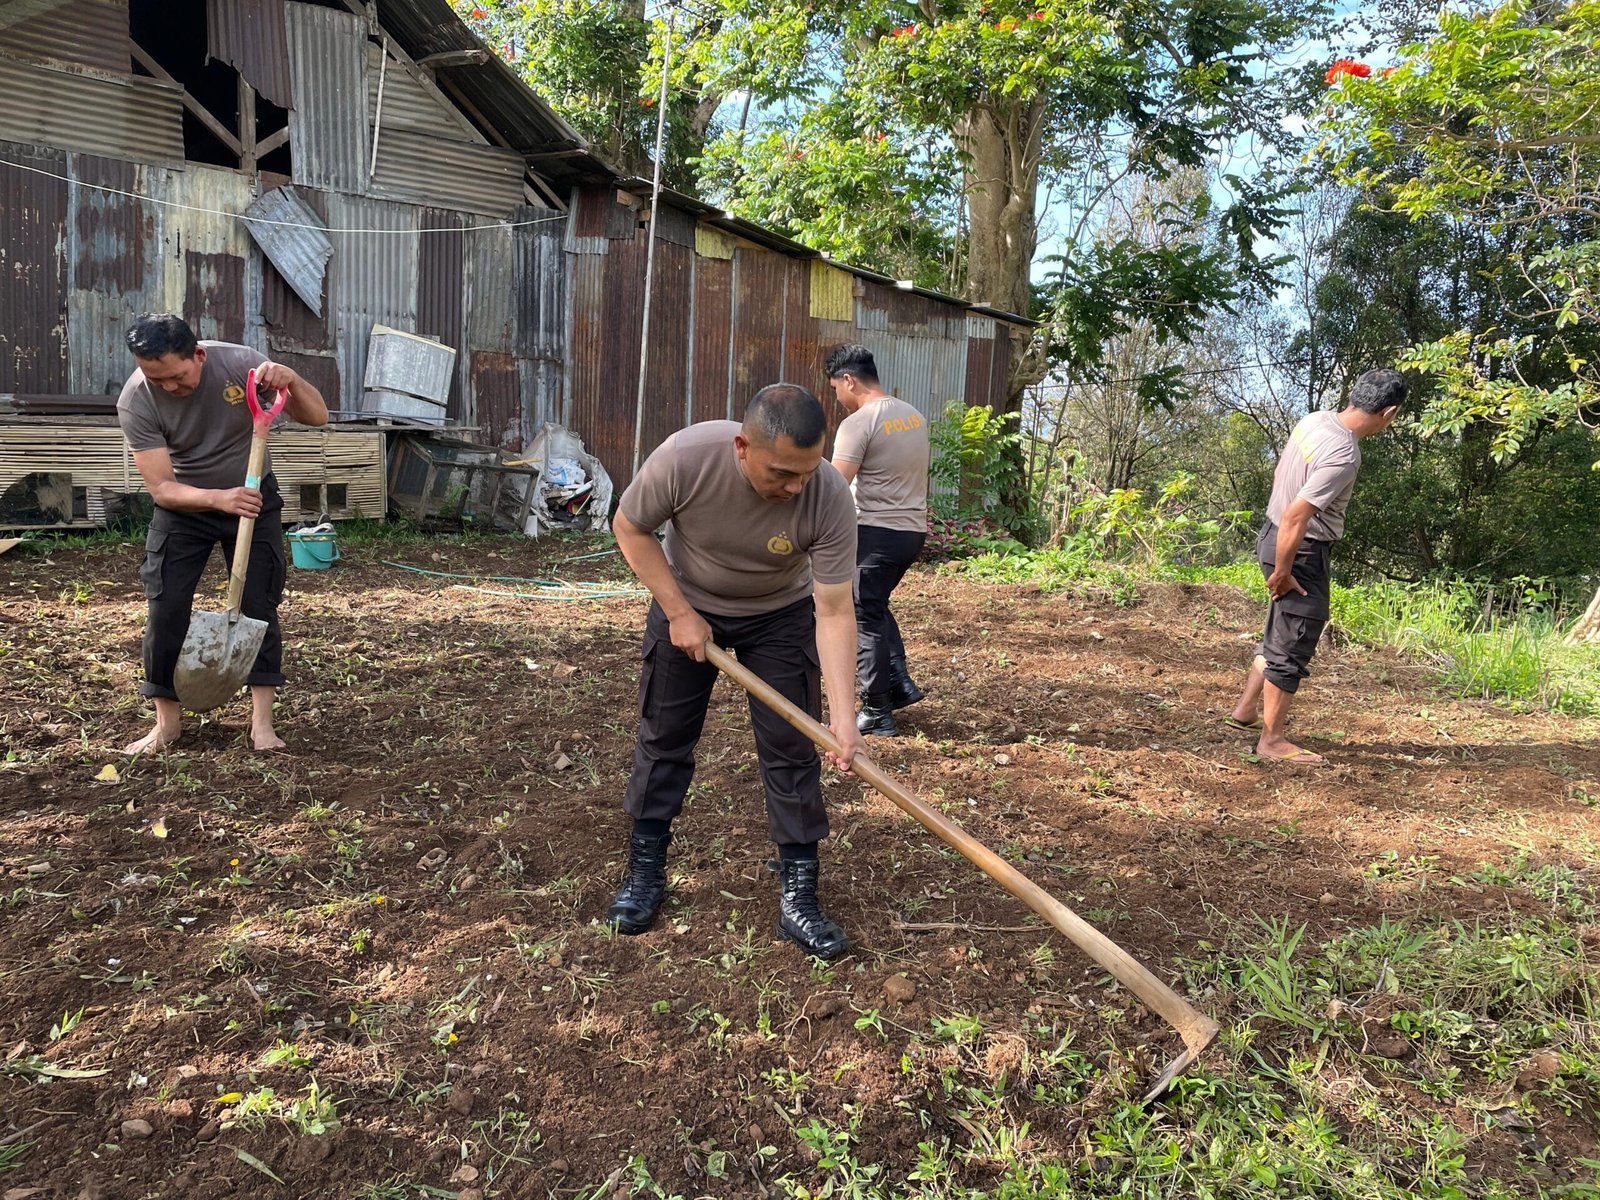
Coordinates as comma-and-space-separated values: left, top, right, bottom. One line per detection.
605, 384, 863, 960
117, 314, 328, 754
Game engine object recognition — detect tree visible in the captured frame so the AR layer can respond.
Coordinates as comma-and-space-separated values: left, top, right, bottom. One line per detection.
1319, 0, 1600, 462
458, 1, 725, 186
679, 0, 1323, 407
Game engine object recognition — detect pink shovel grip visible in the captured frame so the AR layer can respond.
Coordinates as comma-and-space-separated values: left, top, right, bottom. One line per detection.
246, 367, 288, 434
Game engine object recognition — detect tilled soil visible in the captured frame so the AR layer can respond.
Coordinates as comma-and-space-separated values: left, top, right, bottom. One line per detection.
2, 532, 1597, 1198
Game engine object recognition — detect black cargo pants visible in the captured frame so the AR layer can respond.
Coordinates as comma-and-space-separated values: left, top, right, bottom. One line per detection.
623, 595, 828, 846
1254, 521, 1333, 695
139, 476, 287, 701
854, 523, 925, 695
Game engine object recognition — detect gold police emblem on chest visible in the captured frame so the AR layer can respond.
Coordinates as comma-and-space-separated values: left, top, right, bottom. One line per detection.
223, 382, 246, 406
767, 532, 795, 555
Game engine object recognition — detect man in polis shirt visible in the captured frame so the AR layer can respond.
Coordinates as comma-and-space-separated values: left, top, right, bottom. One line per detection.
605, 384, 862, 959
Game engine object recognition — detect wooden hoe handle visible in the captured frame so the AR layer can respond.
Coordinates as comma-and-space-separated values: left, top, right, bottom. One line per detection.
704, 642, 1220, 1101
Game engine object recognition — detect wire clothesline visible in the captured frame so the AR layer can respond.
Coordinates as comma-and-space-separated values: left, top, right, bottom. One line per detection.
0, 156, 568, 236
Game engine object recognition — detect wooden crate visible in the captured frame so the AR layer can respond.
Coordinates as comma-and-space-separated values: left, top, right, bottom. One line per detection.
0, 417, 387, 529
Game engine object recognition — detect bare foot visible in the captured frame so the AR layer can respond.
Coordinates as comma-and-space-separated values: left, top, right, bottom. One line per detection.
1255, 736, 1325, 765
124, 722, 181, 755
251, 726, 287, 752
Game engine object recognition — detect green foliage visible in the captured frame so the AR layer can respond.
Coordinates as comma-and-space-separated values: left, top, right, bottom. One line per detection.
1319, 0, 1600, 453
928, 404, 1029, 534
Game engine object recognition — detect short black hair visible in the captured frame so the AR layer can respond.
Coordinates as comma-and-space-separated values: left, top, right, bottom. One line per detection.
1347, 368, 1408, 414
825, 343, 879, 386
127, 313, 199, 360
743, 384, 827, 448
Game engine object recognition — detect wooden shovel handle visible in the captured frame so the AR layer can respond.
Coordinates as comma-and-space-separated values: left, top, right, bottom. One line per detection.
224, 431, 270, 616
704, 641, 1219, 1063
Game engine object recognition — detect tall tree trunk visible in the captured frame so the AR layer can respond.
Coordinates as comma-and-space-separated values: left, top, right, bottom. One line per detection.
955, 97, 1045, 408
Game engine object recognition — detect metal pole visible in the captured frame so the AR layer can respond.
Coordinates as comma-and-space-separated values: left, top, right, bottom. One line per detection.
632, 15, 675, 477
370, 36, 389, 183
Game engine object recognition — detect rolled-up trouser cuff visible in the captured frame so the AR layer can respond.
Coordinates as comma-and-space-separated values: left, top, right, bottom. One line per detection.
246, 672, 287, 688
139, 682, 180, 701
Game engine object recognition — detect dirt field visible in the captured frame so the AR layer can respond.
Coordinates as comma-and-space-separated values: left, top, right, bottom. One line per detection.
2, 529, 1597, 1199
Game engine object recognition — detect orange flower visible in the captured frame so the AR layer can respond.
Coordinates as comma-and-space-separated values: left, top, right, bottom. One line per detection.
891, 24, 917, 38
470, 6, 488, 17
996, 17, 1017, 31
1325, 58, 1371, 83
1030, 10, 1047, 18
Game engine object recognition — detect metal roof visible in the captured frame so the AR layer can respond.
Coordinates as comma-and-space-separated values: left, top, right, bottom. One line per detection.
373, 0, 613, 184
613, 176, 1038, 329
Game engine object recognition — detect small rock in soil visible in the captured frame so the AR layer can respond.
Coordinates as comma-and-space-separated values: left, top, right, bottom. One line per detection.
994, 752, 1012, 765
458, 873, 478, 891
120, 1118, 153, 1140
1517, 1050, 1562, 1090
550, 1159, 570, 1175
747, 1124, 764, 1144
1319, 892, 1338, 906
1369, 1034, 1410, 1059
883, 975, 916, 1004
194, 1117, 220, 1142
448, 1087, 474, 1116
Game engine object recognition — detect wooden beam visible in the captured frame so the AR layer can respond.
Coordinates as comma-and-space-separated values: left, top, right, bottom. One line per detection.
130, 41, 243, 158
238, 75, 257, 173
257, 127, 290, 157
416, 49, 492, 69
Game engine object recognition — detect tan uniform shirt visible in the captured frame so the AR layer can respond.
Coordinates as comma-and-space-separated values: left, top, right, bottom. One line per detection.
117, 342, 270, 491
620, 421, 858, 617
1266, 410, 1361, 542
832, 395, 929, 532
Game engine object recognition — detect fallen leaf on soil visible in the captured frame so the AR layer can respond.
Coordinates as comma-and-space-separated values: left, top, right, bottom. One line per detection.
150, 818, 167, 839
4, 1187, 47, 1199
231, 1148, 284, 1184
24, 862, 49, 877
451, 1164, 480, 1183
552, 753, 573, 771
418, 848, 447, 870
95, 764, 120, 783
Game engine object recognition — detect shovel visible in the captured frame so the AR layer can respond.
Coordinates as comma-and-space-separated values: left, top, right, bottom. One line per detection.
705, 642, 1220, 1103
174, 369, 286, 712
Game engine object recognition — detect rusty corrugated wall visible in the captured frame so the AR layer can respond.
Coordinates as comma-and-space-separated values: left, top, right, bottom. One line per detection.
286, 1, 369, 194
67, 154, 165, 396
0, 55, 183, 165
418, 207, 465, 418
326, 193, 418, 409
0, 145, 68, 393
207, 0, 292, 108
0, 0, 131, 74
690, 252, 733, 424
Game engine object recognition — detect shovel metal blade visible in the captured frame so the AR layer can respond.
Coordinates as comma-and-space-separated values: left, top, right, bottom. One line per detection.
174, 609, 266, 712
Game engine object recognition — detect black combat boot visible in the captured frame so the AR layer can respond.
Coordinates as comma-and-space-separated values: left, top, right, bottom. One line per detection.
775, 858, 850, 960
857, 693, 899, 736
887, 655, 926, 709
605, 830, 671, 934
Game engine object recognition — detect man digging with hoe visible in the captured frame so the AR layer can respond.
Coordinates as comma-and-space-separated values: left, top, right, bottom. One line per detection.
117, 314, 328, 754
605, 385, 863, 959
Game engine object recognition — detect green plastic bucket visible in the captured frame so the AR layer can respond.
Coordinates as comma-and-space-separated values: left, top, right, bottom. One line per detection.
286, 528, 340, 570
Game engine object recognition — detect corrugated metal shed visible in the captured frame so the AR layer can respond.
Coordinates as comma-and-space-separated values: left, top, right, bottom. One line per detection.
369, 129, 525, 217
0, 0, 131, 75
464, 221, 516, 354
286, 1, 370, 194
207, 0, 292, 108
374, 0, 607, 183
325, 193, 418, 411
809, 261, 853, 323
0, 145, 68, 393
0, 57, 183, 165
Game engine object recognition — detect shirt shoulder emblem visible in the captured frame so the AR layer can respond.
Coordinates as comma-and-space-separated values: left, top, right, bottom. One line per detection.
767, 532, 795, 555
